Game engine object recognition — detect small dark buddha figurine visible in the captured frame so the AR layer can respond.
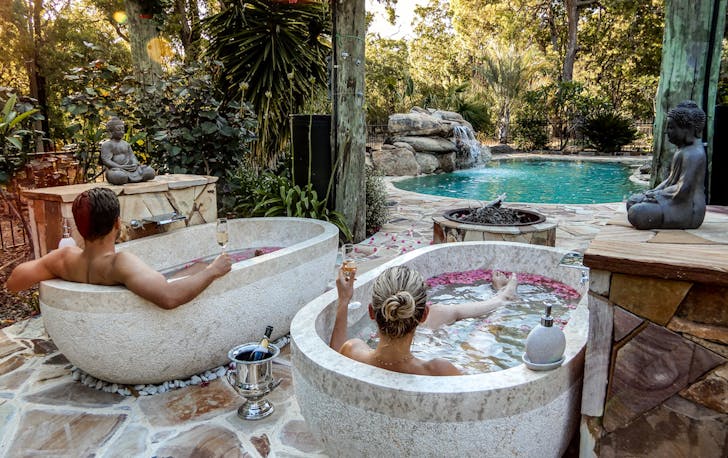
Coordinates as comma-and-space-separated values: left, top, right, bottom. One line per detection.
100, 117, 155, 185
626, 101, 707, 230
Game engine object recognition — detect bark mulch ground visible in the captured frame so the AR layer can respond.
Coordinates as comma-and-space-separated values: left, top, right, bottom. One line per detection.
0, 243, 38, 329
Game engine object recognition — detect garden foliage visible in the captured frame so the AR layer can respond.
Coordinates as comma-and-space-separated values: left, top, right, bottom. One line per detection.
0, 93, 43, 185
365, 164, 388, 237
580, 110, 638, 154
205, 0, 331, 168
61, 57, 257, 193
227, 166, 352, 242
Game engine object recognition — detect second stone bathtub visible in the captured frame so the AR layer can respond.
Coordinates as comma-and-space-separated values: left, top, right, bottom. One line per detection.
291, 242, 589, 458
39, 217, 338, 385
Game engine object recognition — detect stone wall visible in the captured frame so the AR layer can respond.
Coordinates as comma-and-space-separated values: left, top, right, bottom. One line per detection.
580, 212, 728, 457
369, 107, 491, 176
22, 174, 218, 257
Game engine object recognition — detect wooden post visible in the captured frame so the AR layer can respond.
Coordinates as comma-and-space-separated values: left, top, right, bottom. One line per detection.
652, 0, 727, 197
332, 0, 366, 242
124, 0, 164, 81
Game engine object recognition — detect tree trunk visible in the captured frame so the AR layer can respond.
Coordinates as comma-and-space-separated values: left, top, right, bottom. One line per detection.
333, 0, 366, 242
652, 0, 727, 195
498, 105, 510, 144
26, 0, 47, 150
124, 0, 163, 81
562, 0, 578, 82
175, 0, 201, 63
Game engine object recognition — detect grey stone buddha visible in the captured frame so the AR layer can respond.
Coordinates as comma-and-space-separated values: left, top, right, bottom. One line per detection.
626, 101, 706, 230
100, 117, 155, 185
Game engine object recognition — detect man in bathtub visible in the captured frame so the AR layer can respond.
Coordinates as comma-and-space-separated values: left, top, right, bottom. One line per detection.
6, 187, 232, 309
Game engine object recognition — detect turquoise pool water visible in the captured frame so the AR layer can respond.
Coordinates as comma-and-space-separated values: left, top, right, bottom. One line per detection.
394, 159, 647, 204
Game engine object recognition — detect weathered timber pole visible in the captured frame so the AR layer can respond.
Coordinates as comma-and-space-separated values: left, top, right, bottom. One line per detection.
125, 0, 164, 81
652, 0, 727, 198
332, 0, 367, 242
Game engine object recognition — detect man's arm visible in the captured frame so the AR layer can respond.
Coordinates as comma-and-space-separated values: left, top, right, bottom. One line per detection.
5, 249, 69, 291
112, 251, 231, 309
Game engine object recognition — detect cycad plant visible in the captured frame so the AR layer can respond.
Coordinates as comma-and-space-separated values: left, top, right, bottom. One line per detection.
204, 0, 331, 168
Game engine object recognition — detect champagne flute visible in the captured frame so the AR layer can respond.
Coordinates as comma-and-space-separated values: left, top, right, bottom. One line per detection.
341, 243, 356, 280
216, 218, 229, 254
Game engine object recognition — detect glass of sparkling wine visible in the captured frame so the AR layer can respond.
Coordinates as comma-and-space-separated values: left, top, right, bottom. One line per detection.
341, 243, 356, 279
216, 217, 229, 254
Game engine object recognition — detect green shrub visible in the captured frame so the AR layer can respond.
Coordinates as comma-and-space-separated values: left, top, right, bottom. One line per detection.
580, 111, 638, 154
452, 97, 493, 134
0, 93, 43, 184
228, 167, 352, 241
124, 62, 258, 180
512, 116, 548, 150
365, 164, 388, 236
61, 58, 258, 194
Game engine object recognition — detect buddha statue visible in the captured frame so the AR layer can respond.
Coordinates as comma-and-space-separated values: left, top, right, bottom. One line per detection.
626, 101, 707, 230
100, 117, 155, 185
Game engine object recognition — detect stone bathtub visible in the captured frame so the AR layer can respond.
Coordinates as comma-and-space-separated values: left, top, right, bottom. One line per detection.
39, 217, 338, 385
290, 242, 588, 457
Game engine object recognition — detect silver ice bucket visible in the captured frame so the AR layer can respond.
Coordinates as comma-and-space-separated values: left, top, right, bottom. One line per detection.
226, 343, 281, 420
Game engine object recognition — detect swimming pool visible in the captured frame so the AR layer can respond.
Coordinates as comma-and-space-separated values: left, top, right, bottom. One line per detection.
394, 159, 647, 204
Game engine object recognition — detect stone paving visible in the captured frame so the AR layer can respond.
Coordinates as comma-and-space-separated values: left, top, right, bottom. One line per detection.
0, 157, 645, 456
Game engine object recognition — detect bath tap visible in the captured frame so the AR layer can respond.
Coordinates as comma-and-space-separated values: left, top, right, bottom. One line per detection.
128, 212, 187, 230
143, 212, 187, 226
558, 252, 589, 285
129, 219, 145, 229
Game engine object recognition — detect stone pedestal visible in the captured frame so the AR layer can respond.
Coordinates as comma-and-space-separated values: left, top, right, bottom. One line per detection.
579, 207, 728, 457
432, 215, 556, 246
22, 174, 218, 258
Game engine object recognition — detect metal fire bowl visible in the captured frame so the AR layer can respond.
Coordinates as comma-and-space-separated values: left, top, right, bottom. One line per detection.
442, 207, 546, 227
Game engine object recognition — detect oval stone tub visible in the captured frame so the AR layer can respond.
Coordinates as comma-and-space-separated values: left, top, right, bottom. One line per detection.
290, 242, 588, 458
40, 217, 338, 385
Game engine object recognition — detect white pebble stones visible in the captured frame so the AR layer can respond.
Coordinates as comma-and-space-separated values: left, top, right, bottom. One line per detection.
69, 335, 290, 396
71, 365, 229, 397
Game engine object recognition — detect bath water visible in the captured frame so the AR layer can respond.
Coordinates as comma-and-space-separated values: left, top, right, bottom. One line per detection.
161, 247, 281, 278
350, 270, 580, 374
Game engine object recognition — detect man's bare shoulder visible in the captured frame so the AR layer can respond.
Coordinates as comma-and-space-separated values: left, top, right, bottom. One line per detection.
45, 246, 83, 269
112, 250, 156, 275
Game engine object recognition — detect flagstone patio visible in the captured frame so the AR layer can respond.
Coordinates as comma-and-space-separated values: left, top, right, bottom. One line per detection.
0, 170, 658, 457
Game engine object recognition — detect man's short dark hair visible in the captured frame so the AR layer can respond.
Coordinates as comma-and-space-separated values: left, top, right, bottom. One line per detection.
72, 187, 120, 241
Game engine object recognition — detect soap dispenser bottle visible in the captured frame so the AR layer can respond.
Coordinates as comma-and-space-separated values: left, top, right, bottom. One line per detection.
58, 218, 77, 248
525, 305, 565, 365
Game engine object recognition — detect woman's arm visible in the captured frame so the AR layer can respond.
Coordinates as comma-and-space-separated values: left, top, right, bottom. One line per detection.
423, 273, 518, 329
329, 267, 355, 351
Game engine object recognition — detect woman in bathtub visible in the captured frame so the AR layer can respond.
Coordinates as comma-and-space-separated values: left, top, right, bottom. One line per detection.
329, 265, 518, 376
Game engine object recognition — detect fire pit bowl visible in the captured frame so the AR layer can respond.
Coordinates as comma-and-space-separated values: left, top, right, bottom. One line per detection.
433, 206, 556, 246
443, 207, 546, 226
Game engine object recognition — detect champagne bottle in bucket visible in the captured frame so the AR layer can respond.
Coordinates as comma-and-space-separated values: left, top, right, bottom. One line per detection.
249, 326, 274, 361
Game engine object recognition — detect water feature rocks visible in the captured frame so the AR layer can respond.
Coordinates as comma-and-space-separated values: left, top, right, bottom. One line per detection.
388, 112, 449, 136
391, 136, 457, 153
370, 107, 491, 176
371, 144, 420, 176
415, 153, 440, 174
